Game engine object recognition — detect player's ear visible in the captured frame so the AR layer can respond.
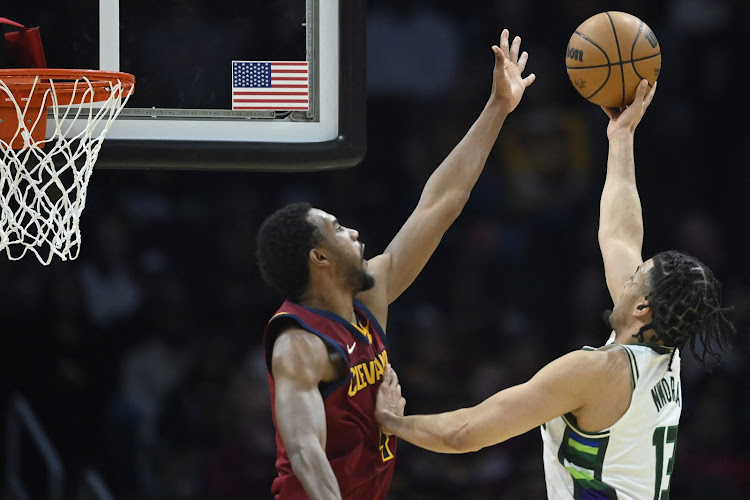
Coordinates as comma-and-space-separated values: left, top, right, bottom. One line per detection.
634, 299, 651, 318
309, 248, 330, 268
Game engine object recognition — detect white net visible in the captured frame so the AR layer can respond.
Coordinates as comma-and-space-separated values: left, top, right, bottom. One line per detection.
0, 74, 133, 265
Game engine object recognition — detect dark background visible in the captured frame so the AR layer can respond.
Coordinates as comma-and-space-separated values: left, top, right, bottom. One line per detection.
1, 0, 749, 499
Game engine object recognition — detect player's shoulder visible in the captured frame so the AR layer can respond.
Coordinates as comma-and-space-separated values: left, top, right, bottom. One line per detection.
559, 346, 629, 376
271, 327, 332, 381
273, 326, 327, 355
272, 326, 329, 364
540, 348, 631, 401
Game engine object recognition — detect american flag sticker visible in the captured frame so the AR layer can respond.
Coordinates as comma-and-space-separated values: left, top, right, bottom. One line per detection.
232, 61, 309, 111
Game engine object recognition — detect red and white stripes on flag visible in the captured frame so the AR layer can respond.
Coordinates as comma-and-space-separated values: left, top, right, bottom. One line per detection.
232, 61, 309, 111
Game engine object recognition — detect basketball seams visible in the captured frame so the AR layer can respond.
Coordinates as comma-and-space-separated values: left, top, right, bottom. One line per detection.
606, 11, 626, 107
565, 52, 661, 70
572, 31, 610, 64
630, 21, 651, 85
568, 28, 611, 100
630, 21, 644, 62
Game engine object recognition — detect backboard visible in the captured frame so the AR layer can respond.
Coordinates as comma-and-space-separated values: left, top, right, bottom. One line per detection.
2, 0, 366, 171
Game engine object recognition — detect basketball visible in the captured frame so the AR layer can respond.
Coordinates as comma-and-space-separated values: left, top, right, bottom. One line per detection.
566, 11, 661, 108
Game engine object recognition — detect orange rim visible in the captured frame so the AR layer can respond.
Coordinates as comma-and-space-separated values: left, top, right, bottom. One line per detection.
0, 69, 135, 107
0, 69, 135, 149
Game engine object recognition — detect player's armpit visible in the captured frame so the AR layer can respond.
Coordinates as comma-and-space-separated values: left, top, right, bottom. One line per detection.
272, 330, 343, 499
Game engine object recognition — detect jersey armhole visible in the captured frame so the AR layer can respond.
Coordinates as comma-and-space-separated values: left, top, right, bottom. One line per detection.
265, 314, 350, 379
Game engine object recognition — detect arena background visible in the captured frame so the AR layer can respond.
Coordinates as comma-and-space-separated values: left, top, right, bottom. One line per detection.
1, 0, 748, 498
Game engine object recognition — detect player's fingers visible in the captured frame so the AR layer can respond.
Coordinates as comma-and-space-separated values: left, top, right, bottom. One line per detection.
635, 79, 648, 102
517, 51, 528, 73
522, 73, 536, 87
499, 29, 510, 56
509, 36, 521, 62
492, 45, 506, 67
627, 80, 648, 115
384, 364, 395, 386
388, 364, 400, 387
644, 81, 657, 108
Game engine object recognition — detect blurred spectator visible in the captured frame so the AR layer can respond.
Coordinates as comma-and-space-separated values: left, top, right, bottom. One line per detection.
367, 2, 461, 100
77, 210, 142, 328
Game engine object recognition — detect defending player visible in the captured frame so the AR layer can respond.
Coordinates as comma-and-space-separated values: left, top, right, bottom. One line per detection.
256, 30, 535, 499
375, 80, 736, 499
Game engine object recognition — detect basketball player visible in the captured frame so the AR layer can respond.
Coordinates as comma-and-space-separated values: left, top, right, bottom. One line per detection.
375, 80, 736, 499
256, 30, 535, 499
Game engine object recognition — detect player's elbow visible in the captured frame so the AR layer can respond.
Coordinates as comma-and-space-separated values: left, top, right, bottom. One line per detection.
286, 440, 325, 473
597, 227, 617, 248
598, 232, 636, 255
445, 420, 484, 454
444, 191, 471, 219
598, 220, 643, 244
421, 190, 470, 225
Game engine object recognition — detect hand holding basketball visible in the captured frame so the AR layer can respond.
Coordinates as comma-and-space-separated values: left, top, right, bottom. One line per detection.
491, 29, 536, 113
602, 79, 657, 137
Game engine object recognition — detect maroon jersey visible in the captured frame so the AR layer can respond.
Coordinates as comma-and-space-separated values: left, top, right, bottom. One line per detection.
264, 298, 397, 499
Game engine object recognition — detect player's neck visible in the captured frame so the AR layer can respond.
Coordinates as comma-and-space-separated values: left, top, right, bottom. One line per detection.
613, 327, 660, 346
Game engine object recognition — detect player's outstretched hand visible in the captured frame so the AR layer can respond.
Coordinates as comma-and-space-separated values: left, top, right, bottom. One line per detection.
491, 28, 536, 113
602, 79, 657, 137
375, 364, 406, 436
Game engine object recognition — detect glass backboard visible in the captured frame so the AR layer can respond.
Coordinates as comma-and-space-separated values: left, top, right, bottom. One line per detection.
2, 0, 366, 170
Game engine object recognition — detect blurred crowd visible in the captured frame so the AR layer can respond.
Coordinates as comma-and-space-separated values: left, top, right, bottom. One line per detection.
1, 0, 749, 499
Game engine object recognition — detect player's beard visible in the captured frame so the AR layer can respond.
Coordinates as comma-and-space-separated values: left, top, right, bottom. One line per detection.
337, 249, 375, 293
350, 268, 375, 293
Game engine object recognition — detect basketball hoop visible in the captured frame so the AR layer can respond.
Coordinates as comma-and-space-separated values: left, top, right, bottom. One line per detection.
0, 69, 134, 265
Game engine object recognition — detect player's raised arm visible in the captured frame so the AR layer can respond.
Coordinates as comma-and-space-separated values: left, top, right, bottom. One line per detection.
598, 80, 656, 303
365, 29, 535, 306
271, 330, 343, 499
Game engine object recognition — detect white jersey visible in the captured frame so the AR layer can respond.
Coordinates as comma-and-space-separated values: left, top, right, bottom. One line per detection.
541, 344, 682, 500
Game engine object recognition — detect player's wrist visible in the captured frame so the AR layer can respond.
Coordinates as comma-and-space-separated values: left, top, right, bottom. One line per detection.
376, 409, 398, 431
485, 96, 512, 117
607, 128, 635, 142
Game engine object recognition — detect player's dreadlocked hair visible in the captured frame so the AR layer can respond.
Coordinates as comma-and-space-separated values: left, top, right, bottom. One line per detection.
635, 250, 736, 370
256, 202, 323, 300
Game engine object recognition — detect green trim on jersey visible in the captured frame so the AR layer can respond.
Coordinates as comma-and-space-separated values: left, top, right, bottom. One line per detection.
621, 345, 639, 389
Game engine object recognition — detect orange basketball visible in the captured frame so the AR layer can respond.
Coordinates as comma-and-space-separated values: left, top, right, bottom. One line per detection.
566, 11, 661, 108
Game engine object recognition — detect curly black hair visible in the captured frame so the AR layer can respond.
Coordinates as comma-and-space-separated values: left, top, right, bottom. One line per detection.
256, 202, 322, 299
635, 250, 736, 370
